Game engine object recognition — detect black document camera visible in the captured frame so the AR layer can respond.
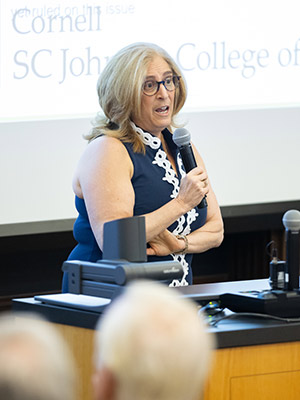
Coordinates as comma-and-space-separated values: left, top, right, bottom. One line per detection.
63, 216, 184, 300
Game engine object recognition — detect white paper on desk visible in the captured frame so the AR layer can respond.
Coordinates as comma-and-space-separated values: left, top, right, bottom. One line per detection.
34, 293, 111, 312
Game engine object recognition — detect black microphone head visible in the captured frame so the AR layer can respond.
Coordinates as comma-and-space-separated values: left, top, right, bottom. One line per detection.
172, 128, 191, 147
282, 209, 300, 232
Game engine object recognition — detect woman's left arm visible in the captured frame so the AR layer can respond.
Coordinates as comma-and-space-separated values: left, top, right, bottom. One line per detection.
185, 143, 224, 253
147, 143, 223, 256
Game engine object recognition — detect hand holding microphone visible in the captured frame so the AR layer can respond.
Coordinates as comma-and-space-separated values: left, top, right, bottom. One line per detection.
173, 128, 208, 209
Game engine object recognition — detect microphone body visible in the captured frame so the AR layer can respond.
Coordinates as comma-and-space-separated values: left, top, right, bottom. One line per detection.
282, 210, 300, 290
179, 143, 198, 172
172, 128, 207, 209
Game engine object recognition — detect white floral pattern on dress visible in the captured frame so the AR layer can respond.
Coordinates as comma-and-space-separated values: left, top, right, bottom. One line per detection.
177, 153, 186, 178
131, 122, 199, 287
153, 150, 179, 199
130, 121, 161, 149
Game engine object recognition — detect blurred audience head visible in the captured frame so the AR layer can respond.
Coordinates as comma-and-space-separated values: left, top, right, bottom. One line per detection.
0, 312, 76, 400
93, 280, 214, 400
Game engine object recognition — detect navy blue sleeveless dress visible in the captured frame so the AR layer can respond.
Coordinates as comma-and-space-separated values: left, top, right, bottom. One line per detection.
62, 125, 207, 292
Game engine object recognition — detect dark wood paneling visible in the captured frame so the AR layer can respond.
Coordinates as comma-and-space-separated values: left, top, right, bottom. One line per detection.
0, 231, 76, 310
192, 230, 272, 284
1, 200, 299, 311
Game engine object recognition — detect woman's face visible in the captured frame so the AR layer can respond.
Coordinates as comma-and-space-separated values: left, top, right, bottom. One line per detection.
133, 56, 175, 137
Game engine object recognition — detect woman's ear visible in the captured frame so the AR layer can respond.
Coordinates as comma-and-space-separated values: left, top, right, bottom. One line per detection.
92, 366, 116, 400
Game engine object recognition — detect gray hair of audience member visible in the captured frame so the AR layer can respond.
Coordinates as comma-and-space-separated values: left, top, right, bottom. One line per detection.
0, 312, 76, 400
94, 281, 214, 400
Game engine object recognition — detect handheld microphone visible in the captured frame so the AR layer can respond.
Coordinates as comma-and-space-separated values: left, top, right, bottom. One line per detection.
172, 128, 207, 209
282, 209, 300, 290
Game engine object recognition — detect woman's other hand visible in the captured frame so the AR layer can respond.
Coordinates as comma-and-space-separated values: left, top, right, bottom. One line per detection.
147, 229, 186, 256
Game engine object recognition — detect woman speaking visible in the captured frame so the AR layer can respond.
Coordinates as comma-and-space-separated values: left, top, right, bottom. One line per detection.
62, 42, 223, 291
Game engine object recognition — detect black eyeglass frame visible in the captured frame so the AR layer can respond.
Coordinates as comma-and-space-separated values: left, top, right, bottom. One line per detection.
142, 75, 181, 96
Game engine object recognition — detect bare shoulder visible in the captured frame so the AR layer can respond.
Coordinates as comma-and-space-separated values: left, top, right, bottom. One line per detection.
73, 136, 133, 197
77, 136, 132, 171
83, 135, 129, 160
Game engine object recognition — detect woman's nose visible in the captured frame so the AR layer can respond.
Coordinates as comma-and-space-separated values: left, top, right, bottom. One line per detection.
156, 82, 168, 97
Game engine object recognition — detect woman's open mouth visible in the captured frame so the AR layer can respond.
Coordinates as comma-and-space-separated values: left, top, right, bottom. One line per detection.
155, 105, 169, 114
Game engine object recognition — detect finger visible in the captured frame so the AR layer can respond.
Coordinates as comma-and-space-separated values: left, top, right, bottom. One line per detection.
199, 182, 209, 197
187, 166, 204, 176
146, 247, 156, 256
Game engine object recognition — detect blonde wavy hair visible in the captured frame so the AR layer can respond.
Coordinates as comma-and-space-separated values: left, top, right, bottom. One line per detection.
85, 42, 187, 152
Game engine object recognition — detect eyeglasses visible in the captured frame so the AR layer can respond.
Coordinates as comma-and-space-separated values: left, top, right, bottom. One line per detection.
142, 75, 181, 96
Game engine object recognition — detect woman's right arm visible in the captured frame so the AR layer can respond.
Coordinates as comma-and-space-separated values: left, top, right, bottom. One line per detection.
73, 136, 136, 250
